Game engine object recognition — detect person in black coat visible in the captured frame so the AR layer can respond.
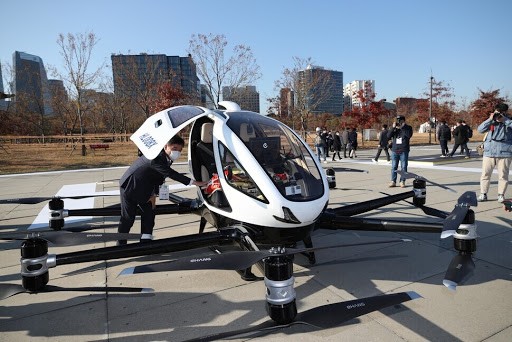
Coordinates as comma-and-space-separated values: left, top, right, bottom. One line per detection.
331, 131, 342, 161
348, 128, 358, 158
373, 124, 390, 162
117, 135, 207, 244
437, 121, 452, 157
387, 115, 413, 187
449, 120, 470, 158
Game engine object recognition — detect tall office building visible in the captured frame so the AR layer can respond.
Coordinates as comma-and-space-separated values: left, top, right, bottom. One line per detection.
48, 79, 68, 102
279, 88, 294, 117
0, 61, 4, 94
13, 51, 53, 115
343, 80, 376, 111
298, 65, 344, 115
222, 85, 260, 113
0, 61, 5, 111
200, 84, 214, 109
111, 53, 200, 103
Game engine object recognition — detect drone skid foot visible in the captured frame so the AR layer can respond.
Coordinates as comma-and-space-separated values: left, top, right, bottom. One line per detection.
267, 300, 297, 325
413, 179, 426, 206
49, 198, 65, 230
264, 252, 297, 324
20, 239, 50, 291
454, 238, 476, 253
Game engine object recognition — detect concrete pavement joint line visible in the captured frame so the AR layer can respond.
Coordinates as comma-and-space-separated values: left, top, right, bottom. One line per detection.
0, 297, 106, 325
104, 261, 111, 340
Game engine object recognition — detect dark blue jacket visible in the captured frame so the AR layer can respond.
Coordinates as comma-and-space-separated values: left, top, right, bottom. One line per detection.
120, 150, 191, 204
387, 124, 413, 153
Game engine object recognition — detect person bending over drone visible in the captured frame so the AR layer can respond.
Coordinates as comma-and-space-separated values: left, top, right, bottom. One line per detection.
117, 135, 207, 245
387, 115, 413, 188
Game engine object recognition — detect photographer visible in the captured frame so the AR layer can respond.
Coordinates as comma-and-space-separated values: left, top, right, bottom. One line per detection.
477, 103, 512, 203
387, 115, 413, 187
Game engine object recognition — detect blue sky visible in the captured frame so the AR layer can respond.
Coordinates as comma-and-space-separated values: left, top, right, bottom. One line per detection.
1, 0, 511, 112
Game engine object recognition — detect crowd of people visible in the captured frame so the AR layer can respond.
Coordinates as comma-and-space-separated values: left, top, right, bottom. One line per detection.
314, 127, 359, 163
437, 119, 473, 158
312, 103, 511, 203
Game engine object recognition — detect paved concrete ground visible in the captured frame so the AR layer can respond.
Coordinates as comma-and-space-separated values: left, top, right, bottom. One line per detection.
0, 142, 511, 341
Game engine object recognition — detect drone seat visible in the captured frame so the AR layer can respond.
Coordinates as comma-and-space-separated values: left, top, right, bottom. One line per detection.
196, 123, 216, 181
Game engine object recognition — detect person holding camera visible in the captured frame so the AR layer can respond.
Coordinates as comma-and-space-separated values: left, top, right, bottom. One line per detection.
477, 103, 512, 203
387, 115, 413, 187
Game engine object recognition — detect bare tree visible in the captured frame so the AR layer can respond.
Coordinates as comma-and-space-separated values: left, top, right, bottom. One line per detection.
188, 33, 261, 108
419, 78, 456, 124
54, 31, 105, 155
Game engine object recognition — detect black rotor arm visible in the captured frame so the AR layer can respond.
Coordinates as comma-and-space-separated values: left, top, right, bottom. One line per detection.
56, 229, 238, 266
328, 191, 414, 216
317, 212, 443, 233
65, 202, 201, 217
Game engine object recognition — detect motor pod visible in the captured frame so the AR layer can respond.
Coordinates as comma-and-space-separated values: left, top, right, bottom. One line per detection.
412, 178, 426, 206
453, 209, 477, 253
326, 168, 336, 189
49, 198, 65, 230
21, 239, 50, 291
264, 250, 297, 325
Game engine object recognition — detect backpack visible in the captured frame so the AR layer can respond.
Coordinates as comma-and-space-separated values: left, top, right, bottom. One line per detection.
314, 134, 321, 147
467, 126, 473, 138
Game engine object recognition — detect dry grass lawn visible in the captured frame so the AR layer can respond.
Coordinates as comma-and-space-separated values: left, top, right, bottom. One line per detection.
0, 132, 484, 175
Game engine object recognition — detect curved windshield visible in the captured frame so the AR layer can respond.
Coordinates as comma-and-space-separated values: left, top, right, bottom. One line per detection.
227, 112, 324, 201
219, 143, 267, 203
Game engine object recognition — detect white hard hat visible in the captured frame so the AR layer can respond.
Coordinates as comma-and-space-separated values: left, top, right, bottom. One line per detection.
315, 127, 321, 132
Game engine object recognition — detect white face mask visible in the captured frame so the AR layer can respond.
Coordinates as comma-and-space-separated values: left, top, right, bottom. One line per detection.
168, 150, 181, 161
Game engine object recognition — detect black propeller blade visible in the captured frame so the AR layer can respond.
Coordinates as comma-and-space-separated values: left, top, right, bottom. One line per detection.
441, 191, 477, 239
443, 253, 476, 290
0, 283, 153, 300
185, 291, 421, 341
325, 167, 369, 173
0, 193, 119, 205
119, 239, 410, 276
395, 170, 455, 192
0, 230, 141, 246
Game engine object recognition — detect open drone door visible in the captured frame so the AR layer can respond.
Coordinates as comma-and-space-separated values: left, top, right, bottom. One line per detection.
130, 105, 210, 160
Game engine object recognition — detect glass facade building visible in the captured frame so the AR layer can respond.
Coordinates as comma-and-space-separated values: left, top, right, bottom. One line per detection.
298, 65, 344, 115
222, 85, 260, 113
13, 51, 53, 115
111, 53, 200, 102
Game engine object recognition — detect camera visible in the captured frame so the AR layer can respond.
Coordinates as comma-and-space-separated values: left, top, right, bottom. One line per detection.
492, 111, 503, 121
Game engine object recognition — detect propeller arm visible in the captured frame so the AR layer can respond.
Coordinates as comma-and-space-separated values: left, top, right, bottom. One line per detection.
56, 230, 236, 266
65, 202, 199, 217
328, 190, 414, 216
317, 212, 443, 233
